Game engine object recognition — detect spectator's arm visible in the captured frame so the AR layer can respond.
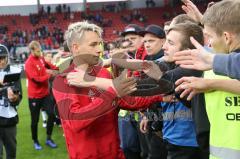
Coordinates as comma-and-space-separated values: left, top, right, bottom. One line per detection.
111, 58, 144, 71
207, 79, 240, 94
181, 0, 203, 23
175, 77, 240, 100
213, 53, 240, 80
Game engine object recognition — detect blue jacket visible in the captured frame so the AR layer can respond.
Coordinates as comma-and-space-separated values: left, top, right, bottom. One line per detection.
160, 101, 198, 147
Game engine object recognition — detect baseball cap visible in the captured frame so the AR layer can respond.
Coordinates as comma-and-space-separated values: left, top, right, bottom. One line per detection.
121, 24, 144, 36
140, 24, 166, 39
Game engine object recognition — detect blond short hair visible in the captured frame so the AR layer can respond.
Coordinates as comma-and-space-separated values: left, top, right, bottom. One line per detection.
202, 0, 240, 35
64, 21, 103, 51
28, 41, 41, 52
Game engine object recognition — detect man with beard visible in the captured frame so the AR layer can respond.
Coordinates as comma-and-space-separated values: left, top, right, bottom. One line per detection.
25, 41, 58, 150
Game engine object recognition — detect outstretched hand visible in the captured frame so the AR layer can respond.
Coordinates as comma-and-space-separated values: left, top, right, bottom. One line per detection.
175, 76, 212, 100
173, 37, 214, 71
142, 61, 162, 80
181, 0, 203, 23
112, 69, 137, 97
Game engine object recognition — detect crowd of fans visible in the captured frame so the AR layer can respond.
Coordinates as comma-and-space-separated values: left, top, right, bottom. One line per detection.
102, 1, 127, 12
121, 9, 148, 24
0, 0, 164, 61
0, 0, 212, 67
1, 1, 239, 159
80, 12, 113, 28
0, 2, 130, 60
0, 26, 64, 58
30, 4, 72, 26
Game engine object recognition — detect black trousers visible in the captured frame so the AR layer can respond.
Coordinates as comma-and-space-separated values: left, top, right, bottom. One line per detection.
123, 149, 142, 159
0, 126, 16, 159
196, 132, 210, 159
137, 124, 167, 159
137, 127, 150, 159
28, 95, 55, 142
165, 142, 201, 159
148, 133, 167, 159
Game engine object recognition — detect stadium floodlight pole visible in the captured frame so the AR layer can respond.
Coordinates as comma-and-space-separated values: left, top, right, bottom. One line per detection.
83, 0, 87, 14
37, 0, 40, 12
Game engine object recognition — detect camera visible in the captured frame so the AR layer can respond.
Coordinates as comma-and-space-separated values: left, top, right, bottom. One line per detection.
0, 73, 21, 98
0, 85, 20, 98
0, 85, 20, 107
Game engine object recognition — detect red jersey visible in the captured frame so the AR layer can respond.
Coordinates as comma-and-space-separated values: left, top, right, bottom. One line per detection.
52, 64, 163, 159
25, 54, 58, 98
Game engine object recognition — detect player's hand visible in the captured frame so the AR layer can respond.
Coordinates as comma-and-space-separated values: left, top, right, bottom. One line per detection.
112, 69, 137, 97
